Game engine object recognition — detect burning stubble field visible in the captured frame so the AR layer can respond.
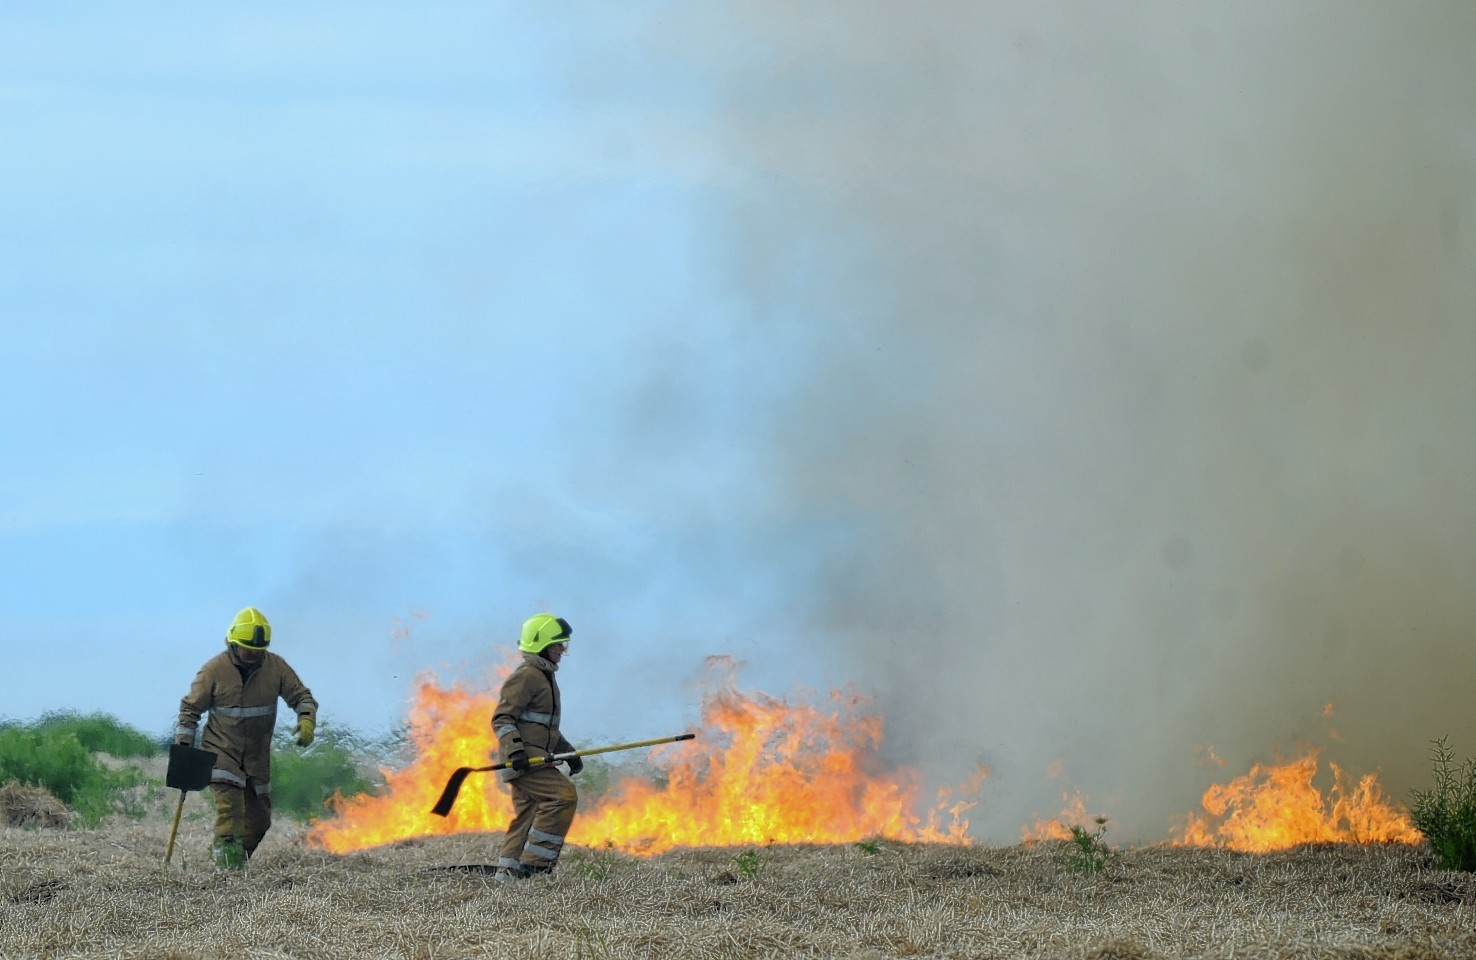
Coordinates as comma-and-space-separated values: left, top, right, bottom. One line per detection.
2, 814, 1474, 960
7, 684, 1475, 958
5, 674, 1474, 958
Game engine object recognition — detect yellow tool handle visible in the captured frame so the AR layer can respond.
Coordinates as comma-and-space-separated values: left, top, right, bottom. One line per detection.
524, 732, 697, 768
163, 790, 186, 866
431, 732, 696, 817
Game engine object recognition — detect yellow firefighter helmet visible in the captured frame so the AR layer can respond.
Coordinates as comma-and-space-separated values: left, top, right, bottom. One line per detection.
226, 607, 272, 650
519, 613, 571, 654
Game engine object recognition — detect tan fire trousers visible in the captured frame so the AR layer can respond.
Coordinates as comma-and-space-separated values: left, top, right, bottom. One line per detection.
497, 766, 578, 872
211, 781, 272, 855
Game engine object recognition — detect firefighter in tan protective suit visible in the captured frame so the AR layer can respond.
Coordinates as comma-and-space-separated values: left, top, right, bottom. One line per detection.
492, 613, 581, 881
175, 607, 318, 870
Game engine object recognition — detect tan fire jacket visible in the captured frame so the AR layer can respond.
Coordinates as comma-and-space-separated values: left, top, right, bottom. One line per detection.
493, 654, 574, 782
176, 649, 319, 794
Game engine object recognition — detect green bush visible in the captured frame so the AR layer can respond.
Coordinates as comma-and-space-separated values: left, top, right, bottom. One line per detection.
1410, 737, 1476, 872
0, 726, 98, 803
29, 711, 161, 759
0, 711, 391, 826
0, 717, 160, 827
270, 724, 377, 821
71, 764, 156, 825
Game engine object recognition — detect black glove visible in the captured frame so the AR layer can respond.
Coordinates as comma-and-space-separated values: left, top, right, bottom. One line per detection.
508, 750, 530, 772
565, 755, 584, 776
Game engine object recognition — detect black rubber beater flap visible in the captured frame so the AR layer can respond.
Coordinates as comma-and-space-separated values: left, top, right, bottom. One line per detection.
166, 744, 217, 791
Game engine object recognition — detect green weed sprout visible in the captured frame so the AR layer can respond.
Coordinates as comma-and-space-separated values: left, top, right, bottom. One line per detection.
1067, 816, 1116, 875
733, 849, 763, 879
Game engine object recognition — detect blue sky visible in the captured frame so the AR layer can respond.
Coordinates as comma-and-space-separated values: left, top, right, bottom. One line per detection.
1, 5, 828, 745
4, 3, 1475, 843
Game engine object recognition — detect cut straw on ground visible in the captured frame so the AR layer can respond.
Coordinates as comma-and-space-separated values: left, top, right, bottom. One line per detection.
3, 810, 1474, 960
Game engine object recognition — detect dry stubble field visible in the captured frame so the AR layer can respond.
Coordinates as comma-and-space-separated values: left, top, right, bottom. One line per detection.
1, 805, 1474, 960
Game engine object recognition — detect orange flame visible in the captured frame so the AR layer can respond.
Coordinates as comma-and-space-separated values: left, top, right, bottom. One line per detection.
307, 675, 513, 853
1022, 787, 1103, 843
1171, 750, 1423, 851
307, 660, 980, 855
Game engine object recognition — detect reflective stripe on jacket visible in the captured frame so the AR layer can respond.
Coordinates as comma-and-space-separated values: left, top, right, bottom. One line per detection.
177, 649, 318, 789
493, 655, 573, 782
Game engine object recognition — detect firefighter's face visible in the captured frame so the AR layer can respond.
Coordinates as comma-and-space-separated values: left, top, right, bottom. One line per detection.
543, 642, 567, 664
230, 642, 265, 665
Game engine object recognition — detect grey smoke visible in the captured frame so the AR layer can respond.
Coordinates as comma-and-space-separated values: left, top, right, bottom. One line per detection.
611, 2, 1476, 842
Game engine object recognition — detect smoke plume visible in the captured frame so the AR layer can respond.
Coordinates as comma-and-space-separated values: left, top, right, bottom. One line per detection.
648, 2, 1476, 840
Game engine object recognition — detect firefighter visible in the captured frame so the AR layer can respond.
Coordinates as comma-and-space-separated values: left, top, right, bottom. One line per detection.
492, 613, 581, 880
175, 606, 319, 871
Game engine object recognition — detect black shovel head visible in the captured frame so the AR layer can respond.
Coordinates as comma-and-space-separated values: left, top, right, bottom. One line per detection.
166, 744, 217, 791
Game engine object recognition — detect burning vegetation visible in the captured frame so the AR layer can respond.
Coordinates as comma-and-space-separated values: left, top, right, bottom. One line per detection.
308, 659, 980, 855
1172, 752, 1423, 852
1024, 752, 1421, 854
307, 659, 1422, 859
1, 682, 1465, 960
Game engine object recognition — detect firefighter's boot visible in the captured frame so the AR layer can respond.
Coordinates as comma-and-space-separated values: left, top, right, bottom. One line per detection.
213, 837, 247, 872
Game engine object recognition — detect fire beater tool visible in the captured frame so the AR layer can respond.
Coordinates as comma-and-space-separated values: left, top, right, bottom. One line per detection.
163, 743, 216, 866
431, 733, 696, 817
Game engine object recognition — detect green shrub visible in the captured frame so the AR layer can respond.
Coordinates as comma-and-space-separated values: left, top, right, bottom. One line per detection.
29, 711, 161, 759
1410, 737, 1476, 872
0, 726, 98, 803
270, 724, 377, 821
1066, 816, 1116, 876
0, 711, 392, 827
0, 719, 159, 827
71, 765, 157, 825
